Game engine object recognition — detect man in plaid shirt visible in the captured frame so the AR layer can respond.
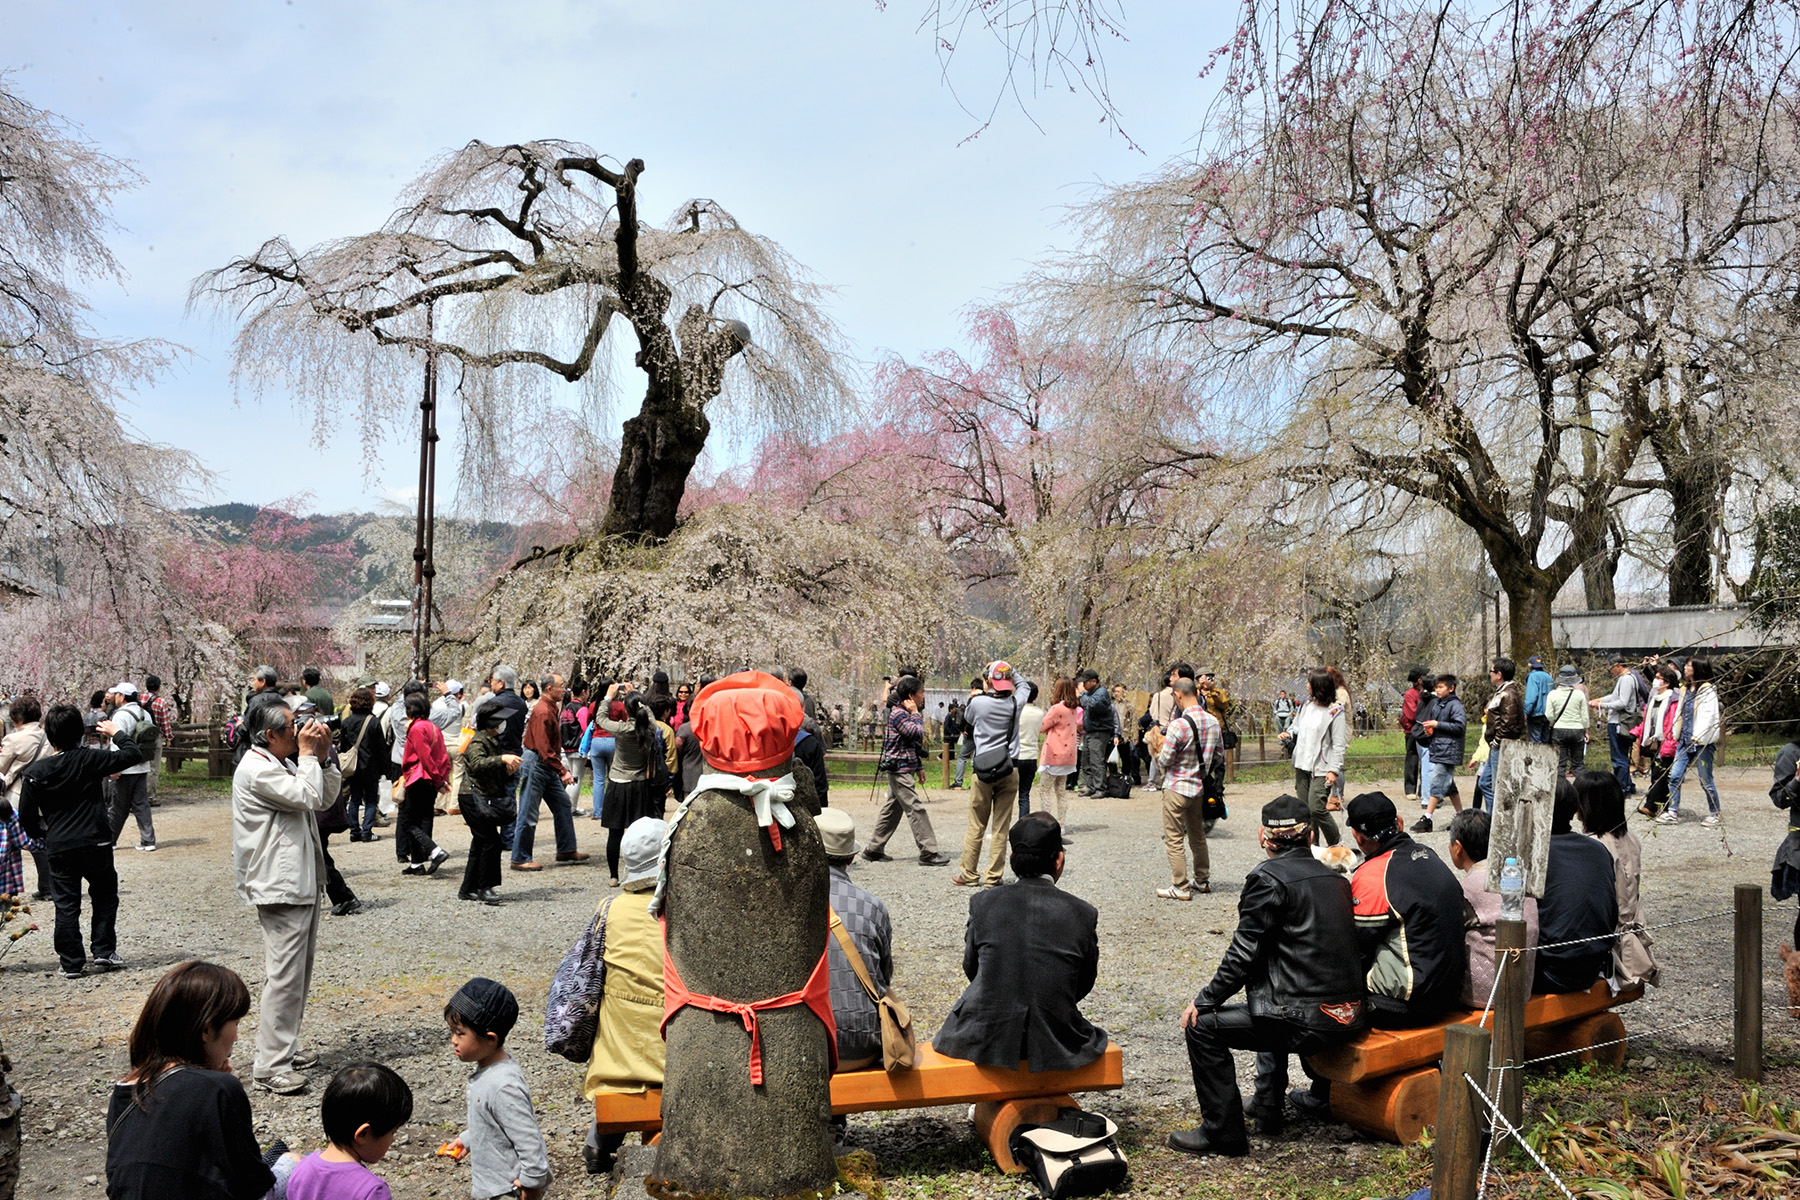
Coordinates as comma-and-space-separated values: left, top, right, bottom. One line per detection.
860, 676, 949, 866
0, 802, 42, 898
1155, 678, 1220, 900
143, 675, 175, 807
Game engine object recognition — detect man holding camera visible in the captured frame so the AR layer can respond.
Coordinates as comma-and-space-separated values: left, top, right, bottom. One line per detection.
231, 700, 341, 1094
862, 675, 950, 866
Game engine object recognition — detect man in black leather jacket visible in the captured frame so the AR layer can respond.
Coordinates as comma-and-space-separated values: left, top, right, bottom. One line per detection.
1169, 794, 1368, 1157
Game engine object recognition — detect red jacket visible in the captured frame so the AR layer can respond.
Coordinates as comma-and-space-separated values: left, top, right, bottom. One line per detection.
523, 697, 563, 766
402, 718, 450, 788
1400, 686, 1420, 735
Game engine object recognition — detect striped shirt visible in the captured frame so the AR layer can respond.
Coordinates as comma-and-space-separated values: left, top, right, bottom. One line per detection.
1156, 703, 1221, 798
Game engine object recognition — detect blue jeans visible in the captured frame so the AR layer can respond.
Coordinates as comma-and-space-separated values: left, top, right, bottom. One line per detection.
1607, 723, 1635, 795
1425, 760, 1456, 802
1476, 753, 1495, 811
588, 738, 615, 819
1666, 742, 1719, 816
954, 736, 972, 787
511, 750, 579, 863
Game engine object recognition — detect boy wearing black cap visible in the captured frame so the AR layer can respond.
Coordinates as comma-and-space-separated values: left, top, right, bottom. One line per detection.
1171, 795, 1366, 1157
443, 978, 551, 1200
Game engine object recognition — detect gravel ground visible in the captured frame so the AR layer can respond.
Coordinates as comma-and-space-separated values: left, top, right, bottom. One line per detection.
3, 765, 1795, 1198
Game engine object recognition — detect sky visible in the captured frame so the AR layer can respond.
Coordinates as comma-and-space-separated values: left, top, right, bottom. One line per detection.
5, 0, 1230, 514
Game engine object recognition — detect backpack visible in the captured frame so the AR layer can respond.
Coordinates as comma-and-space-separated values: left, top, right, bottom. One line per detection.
121, 704, 158, 759
1008, 1108, 1128, 1199
544, 896, 617, 1062
560, 704, 584, 753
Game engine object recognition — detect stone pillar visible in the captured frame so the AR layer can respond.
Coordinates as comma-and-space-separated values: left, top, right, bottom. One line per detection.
653, 761, 834, 1197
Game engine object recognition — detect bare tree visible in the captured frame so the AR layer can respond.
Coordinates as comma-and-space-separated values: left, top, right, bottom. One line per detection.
195, 141, 855, 540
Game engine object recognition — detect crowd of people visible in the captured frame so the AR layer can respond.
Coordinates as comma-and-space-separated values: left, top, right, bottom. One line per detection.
1, 653, 1794, 1197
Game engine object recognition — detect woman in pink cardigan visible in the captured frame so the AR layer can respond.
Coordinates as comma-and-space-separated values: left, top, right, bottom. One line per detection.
398, 691, 452, 875
1037, 676, 1080, 822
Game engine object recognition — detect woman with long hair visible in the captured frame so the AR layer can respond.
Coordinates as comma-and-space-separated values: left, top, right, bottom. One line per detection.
1283, 669, 1347, 846
595, 683, 665, 885
1326, 665, 1353, 806
337, 686, 387, 842
107, 961, 295, 1199
1036, 677, 1080, 822
1574, 770, 1660, 989
398, 691, 451, 875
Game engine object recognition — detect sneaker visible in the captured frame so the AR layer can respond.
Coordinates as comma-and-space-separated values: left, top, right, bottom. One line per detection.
60, 966, 85, 979
1410, 817, 1433, 833
426, 847, 449, 875
1156, 886, 1193, 902
135, 843, 157, 852
330, 900, 363, 916
291, 1048, 320, 1069
1655, 810, 1681, 824
918, 852, 952, 866
254, 1073, 309, 1095
261, 1139, 290, 1169
1701, 814, 1722, 827
93, 953, 126, 971
860, 848, 892, 863
1193, 882, 1211, 894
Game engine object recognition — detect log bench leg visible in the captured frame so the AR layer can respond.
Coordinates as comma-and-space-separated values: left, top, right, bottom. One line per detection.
973, 1094, 1074, 1174
1328, 1067, 1440, 1145
1524, 1012, 1627, 1069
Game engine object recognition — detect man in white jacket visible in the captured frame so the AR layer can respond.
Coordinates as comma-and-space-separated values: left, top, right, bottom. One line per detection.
232, 700, 340, 1094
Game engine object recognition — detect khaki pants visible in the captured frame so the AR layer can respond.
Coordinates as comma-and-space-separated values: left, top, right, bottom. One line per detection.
960, 770, 1018, 885
866, 771, 938, 857
254, 902, 319, 1078
1163, 787, 1210, 890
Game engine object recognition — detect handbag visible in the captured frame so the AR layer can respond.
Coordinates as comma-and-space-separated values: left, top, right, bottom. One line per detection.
1008, 1107, 1128, 1199
828, 910, 916, 1071
972, 698, 1021, 784
339, 714, 373, 780
544, 896, 616, 1062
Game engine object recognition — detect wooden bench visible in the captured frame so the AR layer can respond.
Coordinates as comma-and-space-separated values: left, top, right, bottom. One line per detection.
1304, 982, 1644, 1144
593, 1041, 1124, 1174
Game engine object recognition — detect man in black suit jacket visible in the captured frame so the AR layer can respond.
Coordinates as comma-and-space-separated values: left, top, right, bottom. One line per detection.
932, 813, 1107, 1072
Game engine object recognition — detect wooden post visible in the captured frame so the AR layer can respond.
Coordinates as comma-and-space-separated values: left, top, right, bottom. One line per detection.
1433, 1024, 1489, 1200
941, 743, 951, 790
1491, 918, 1528, 1152
1259, 730, 1267, 765
1225, 744, 1236, 783
1734, 883, 1763, 1082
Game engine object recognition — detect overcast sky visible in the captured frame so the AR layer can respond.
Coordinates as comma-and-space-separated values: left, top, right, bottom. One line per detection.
7, 1, 1228, 513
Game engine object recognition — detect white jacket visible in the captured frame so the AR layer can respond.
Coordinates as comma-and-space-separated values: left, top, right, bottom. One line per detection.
231, 746, 341, 907
1687, 684, 1721, 746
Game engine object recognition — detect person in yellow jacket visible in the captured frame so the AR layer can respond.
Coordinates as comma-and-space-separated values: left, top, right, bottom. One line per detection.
582, 816, 667, 1175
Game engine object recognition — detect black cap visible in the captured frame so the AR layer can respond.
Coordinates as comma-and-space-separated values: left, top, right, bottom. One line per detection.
1346, 792, 1400, 837
1260, 794, 1310, 831
1009, 812, 1067, 857
447, 977, 518, 1041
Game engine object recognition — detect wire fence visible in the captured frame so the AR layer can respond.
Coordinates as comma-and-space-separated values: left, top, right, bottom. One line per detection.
1441, 895, 1798, 1200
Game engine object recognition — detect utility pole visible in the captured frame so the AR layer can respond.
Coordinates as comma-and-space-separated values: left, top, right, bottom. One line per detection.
409, 303, 439, 683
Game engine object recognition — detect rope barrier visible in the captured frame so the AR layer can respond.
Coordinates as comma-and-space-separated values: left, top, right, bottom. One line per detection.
1463, 1072, 1581, 1200
1512, 1010, 1738, 1067
1478, 943, 1511, 1029
1529, 907, 1736, 952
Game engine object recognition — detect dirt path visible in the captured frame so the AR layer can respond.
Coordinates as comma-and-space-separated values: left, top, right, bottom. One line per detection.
4, 765, 1794, 1196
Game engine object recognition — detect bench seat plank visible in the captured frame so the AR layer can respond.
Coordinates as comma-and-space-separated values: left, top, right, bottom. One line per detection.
1307, 982, 1643, 1084
594, 1041, 1123, 1134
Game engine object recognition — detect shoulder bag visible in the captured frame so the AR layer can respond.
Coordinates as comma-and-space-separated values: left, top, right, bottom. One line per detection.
545, 895, 617, 1062
1008, 1107, 1128, 1199
828, 910, 916, 1071
339, 713, 373, 781
972, 698, 1021, 784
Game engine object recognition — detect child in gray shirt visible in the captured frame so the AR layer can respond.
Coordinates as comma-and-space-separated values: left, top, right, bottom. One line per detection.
444, 977, 552, 1199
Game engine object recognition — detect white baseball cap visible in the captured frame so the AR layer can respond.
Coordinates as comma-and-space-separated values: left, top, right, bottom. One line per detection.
444, 679, 464, 695
374, 682, 391, 698
113, 681, 138, 697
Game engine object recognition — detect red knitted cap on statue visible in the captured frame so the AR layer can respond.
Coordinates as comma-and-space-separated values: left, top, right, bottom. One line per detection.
692, 671, 805, 775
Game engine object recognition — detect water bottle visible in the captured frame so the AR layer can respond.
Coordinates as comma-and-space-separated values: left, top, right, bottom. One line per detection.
1499, 856, 1525, 921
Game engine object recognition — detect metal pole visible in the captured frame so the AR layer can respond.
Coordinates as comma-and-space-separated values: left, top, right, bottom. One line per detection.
1492, 918, 1528, 1152
420, 311, 439, 682
409, 304, 435, 682
1433, 1024, 1489, 1200
1734, 883, 1763, 1082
